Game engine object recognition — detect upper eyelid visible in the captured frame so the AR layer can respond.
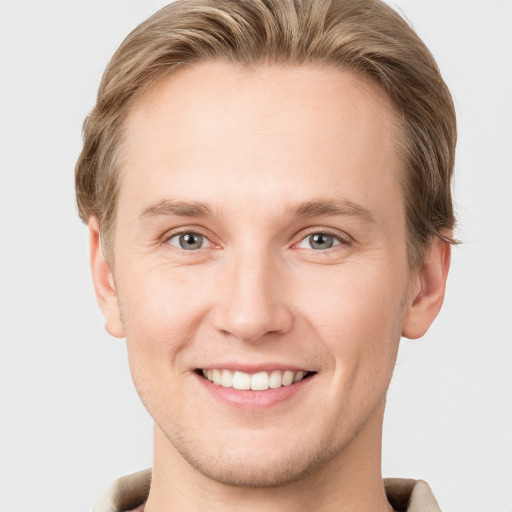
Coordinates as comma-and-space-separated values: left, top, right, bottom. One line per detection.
162, 226, 215, 243
294, 227, 353, 245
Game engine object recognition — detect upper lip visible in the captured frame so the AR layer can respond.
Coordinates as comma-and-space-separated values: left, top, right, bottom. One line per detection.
195, 363, 315, 373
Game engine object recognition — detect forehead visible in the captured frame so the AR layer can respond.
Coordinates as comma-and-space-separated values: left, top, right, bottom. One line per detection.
118, 62, 403, 229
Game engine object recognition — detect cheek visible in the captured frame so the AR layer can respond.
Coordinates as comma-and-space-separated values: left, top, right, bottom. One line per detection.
117, 269, 212, 424
297, 263, 406, 379
301, 260, 405, 327
117, 265, 215, 376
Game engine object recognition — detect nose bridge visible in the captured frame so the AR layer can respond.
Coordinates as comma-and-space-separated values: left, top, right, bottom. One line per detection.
214, 242, 293, 342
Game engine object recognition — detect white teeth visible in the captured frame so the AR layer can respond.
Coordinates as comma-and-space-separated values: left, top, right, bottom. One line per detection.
251, 371, 269, 390
212, 369, 222, 385
232, 371, 251, 390
269, 370, 282, 389
282, 370, 294, 386
220, 369, 233, 387
201, 368, 310, 390
293, 370, 305, 383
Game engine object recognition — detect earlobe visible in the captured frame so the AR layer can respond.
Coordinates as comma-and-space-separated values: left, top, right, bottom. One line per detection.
89, 217, 125, 338
401, 237, 451, 339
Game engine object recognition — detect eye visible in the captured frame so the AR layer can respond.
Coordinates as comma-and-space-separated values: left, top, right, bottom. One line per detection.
297, 232, 342, 251
167, 232, 208, 250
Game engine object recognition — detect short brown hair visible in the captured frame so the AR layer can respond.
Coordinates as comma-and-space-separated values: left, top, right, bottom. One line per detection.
75, 0, 457, 268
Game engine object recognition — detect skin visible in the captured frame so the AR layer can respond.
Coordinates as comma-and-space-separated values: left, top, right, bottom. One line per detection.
90, 63, 450, 511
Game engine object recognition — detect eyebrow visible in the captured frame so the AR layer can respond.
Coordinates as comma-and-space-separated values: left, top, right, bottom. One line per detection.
288, 199, 376, 222
139, 200, 214, 220
139, 198, 375, 222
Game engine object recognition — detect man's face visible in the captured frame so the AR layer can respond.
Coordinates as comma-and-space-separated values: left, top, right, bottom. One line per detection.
103, 63, 420, 486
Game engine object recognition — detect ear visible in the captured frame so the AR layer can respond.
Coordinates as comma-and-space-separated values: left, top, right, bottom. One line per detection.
401, 237, 451, 339
89, 217, 125, 338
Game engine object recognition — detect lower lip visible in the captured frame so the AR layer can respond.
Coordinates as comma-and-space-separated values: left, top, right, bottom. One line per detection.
195, 372, 314, 409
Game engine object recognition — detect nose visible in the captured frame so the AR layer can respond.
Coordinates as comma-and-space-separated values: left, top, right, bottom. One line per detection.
212, 249, 294, 343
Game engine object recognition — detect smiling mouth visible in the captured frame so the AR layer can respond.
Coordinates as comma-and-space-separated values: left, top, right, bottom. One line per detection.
197, 368, 315, 390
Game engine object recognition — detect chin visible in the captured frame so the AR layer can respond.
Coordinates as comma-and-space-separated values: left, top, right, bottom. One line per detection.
165, 422, 349, 489
182, 447, 332, 488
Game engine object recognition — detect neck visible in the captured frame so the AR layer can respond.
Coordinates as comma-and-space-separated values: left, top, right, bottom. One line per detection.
145, 401, 392, 512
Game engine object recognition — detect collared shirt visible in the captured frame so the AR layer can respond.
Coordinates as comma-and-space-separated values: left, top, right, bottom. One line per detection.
92, 469, 442, 512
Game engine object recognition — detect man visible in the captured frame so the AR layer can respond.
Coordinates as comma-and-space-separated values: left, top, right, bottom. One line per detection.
76, 0, 456, 510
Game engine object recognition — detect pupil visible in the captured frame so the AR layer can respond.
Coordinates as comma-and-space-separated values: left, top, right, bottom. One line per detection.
310, 233, 333, 250
180, 233, 203, 250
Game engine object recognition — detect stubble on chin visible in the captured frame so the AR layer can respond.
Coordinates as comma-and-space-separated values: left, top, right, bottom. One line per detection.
158, 398, 385, 490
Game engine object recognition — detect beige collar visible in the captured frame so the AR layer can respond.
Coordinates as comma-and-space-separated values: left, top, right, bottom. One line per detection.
93, 469, 441, 512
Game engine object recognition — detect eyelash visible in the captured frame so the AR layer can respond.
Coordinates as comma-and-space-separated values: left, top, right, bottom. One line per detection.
164, 228, 351, 253
294, 228, 351, 251
165, 230, 217, 251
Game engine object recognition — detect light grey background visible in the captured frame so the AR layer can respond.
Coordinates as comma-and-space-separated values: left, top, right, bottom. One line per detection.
0, 1, 511, 511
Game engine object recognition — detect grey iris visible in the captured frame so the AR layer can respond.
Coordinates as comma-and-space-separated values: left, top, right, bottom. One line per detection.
309, 233, 334, 250
180, 233, 204, 250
